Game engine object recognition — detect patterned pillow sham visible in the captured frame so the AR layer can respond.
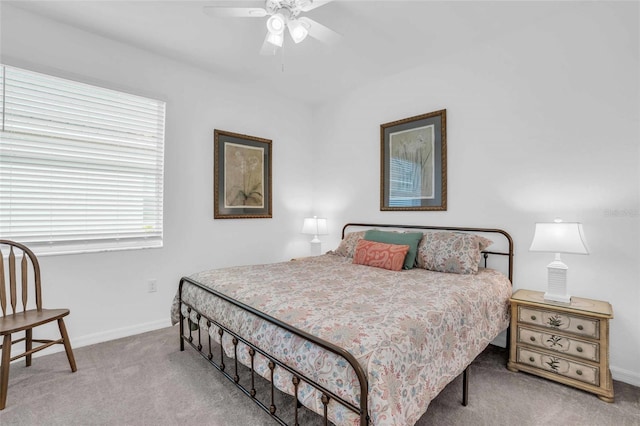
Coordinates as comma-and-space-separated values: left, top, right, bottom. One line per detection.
330, 231, 366, 258
416, 232, 493, 274
352, 240, 410, 272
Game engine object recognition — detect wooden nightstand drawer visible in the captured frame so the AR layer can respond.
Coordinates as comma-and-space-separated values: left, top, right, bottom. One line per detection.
518, 306, 599, 339
517, 326, 599, 362
517, 347, 599, 386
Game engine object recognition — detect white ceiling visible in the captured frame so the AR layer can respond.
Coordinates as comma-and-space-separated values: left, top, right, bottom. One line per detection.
7, 0, 559, 105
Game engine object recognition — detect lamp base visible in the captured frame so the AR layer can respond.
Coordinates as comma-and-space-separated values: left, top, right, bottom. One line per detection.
309, 241, 322, 256
543, 291, 571, 304
544, 257, 571, 304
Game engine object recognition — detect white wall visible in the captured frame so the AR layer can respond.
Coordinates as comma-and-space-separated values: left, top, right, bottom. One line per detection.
1, 5, 316, 347
1, 2, 639, 388
312, 2, 640, 385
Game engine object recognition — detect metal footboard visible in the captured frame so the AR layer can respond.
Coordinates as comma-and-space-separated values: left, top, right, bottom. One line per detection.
179, 276, 370, 426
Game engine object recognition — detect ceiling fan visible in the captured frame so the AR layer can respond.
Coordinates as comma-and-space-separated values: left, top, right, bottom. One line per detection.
203, 0, 341, 55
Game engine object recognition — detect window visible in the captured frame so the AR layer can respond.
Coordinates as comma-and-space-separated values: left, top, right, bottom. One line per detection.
0, 65, 166, 255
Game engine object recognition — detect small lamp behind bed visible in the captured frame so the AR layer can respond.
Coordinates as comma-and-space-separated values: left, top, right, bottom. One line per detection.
529, 219, 589, 304
301, 216, 328, 256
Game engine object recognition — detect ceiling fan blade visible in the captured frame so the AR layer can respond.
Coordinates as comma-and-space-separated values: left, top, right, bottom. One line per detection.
298, 17, 342, 45
298, 0, 334, 12
203, 6, 267, 18
260, 33, 279, 56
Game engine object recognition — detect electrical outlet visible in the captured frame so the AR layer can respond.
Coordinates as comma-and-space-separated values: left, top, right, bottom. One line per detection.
148, 279, 158, 293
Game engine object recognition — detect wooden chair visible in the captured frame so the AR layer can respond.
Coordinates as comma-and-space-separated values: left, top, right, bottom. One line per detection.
0, 240, 77, 410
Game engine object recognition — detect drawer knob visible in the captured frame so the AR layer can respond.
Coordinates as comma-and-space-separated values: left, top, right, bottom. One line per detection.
577, 325, 584, 331
577, 347, 583, 353
530, 336, 536, 342
529, 356, 535, 363
576, 370, 583, 376
530, 315, 537, 321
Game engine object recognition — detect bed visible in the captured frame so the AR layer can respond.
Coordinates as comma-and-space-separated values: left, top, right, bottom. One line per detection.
170, 223, 514, 425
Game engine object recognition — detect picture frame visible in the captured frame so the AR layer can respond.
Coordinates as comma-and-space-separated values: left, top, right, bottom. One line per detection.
214, 129, 272, 219
380, 109, 447, 211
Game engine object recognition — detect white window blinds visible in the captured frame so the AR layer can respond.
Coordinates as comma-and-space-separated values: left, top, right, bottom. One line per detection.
0, 65, 166, 255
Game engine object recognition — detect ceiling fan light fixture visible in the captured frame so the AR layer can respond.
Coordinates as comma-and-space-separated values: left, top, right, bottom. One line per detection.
266, 31, 284, 47
266, 13, 286, 35
287, 18, 309, 43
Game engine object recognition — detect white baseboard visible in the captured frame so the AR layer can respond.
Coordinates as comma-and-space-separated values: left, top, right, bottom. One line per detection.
19, 318, 172, 361
72, 318, 172, 349
611, 366, 640, 387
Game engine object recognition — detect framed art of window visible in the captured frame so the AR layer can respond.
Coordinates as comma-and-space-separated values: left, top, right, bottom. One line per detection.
214, 129, 272, 219
380, 109, 447, 211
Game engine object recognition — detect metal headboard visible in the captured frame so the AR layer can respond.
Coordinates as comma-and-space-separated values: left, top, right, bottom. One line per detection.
342, 223, 514, 283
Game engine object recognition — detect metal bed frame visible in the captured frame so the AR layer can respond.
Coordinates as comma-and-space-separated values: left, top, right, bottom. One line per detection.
178, 223, 514, 425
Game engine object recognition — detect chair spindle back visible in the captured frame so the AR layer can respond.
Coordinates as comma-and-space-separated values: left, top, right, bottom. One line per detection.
0, 240, 42, 316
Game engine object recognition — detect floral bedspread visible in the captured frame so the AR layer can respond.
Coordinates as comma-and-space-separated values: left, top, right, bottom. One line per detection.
170, 254, 511, 425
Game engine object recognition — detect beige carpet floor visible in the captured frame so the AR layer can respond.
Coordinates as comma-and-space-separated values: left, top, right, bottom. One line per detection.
0, 326, 638, 425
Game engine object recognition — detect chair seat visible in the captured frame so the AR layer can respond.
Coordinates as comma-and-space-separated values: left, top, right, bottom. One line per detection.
0, 309, 70, 335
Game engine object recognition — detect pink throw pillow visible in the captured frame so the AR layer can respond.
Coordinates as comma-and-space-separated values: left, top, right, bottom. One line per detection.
352, 240, 410, 272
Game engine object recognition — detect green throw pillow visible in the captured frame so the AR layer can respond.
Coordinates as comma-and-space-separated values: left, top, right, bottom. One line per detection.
363, 230, 423, 269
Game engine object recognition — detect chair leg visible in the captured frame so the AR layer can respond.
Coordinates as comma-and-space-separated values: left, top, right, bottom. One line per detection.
57, 319, 77, 373
0, 334, 12, 410
25, 329, 33, 367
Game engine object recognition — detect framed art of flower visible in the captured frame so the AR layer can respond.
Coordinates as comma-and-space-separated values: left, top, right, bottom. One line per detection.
214, 129, 272, 219
380, 109, 447, 211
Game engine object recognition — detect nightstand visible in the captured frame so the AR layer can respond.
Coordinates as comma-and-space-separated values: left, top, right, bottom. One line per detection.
507, 289, 614, 402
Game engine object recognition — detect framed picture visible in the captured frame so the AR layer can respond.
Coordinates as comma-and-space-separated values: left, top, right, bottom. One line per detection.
214, 129, 272, 219
380, 109, 447, 211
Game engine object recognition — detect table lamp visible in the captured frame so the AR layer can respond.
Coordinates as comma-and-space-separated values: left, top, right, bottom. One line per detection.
301, 216, 328, 256
529, 219, 589, 304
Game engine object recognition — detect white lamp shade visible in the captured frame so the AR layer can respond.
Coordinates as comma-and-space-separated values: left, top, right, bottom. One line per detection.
301, 217, 328, 235
266, 31, 284, 47
287, 19, 309, 43
529, 222, 589, 254
266, 13, 286, 35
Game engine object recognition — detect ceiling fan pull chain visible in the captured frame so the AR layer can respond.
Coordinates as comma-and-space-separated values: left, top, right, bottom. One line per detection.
281, 42, 286, 72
